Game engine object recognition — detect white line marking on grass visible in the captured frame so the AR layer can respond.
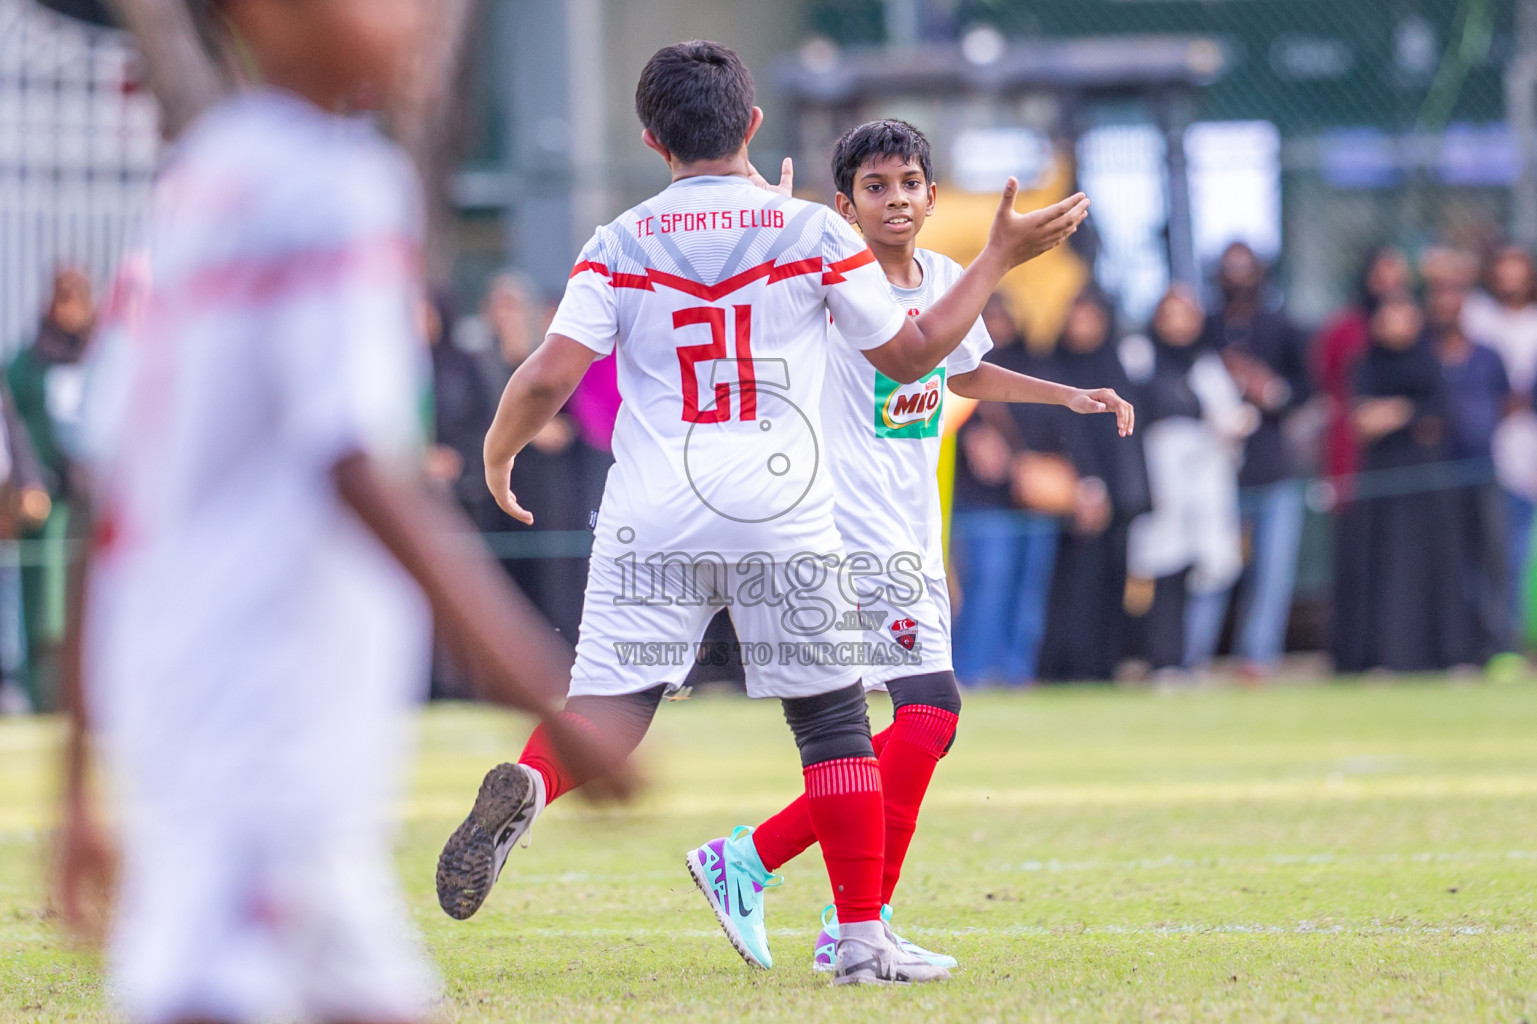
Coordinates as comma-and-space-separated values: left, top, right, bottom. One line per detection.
902, 923, 1520, 937
1004, 850, 1537, 873
400, 774, 1537, 822
471, 923, 1527, 939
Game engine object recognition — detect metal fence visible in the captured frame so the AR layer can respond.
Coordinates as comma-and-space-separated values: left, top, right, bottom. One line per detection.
0, 0, 158, 353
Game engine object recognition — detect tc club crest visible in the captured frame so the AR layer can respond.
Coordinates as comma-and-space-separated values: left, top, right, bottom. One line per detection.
888, 617, 919, 651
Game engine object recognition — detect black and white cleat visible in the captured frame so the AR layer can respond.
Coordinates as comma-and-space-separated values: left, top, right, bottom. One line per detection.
435, 761, 544, 920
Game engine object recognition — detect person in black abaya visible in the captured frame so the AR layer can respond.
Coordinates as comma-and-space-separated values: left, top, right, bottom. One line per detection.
476, 275, 589, 644
424, 292, 496, 524
1338, 291, 1472, 672
1039, 289, 1150, 681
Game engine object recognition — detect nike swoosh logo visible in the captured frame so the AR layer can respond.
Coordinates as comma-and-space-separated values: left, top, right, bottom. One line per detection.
496, 807, 530, 846
733, 882, 754, 918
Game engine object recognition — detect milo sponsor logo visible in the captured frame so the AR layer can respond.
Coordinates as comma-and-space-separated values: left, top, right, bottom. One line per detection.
874, 367, 945, 438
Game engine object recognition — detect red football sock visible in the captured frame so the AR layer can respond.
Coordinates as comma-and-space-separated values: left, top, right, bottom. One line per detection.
804, 756, 884, 924
878, 704, 958, 905
518, 712, 597, 805
752, 723, 895, 872
750, 794, 814, 872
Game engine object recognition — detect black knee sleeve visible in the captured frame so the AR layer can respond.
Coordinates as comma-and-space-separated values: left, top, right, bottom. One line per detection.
888, 670, 961, 753
564, 685, 666, 753
780, 682, 874, 767
886, 670, 962, 716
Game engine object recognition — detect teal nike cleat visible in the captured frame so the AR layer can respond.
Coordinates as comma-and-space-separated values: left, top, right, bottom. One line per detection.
685, 825, 782, 969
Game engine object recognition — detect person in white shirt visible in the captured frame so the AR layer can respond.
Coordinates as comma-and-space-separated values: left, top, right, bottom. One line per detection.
1123, 286, 1254, 673
56, 4, 631, 1022
690, 119, 1132, 974
438, 41, 1089, 987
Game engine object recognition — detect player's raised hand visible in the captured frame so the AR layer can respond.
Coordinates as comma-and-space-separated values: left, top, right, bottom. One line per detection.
485, 457, 534, 525
1067, 386, 1135, 437
987, 180, 1090, 269
747, 156, 794, 197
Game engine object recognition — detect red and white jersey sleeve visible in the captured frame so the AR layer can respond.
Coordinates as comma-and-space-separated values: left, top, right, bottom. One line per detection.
820, 214, 908, 350
548, 232, 619, 356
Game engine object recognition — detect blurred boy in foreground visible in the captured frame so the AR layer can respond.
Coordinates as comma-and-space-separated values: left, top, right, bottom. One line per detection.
56, 2, 631, 1022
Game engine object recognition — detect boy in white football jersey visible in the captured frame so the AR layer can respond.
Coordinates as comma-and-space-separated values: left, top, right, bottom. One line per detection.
55, 3, 630, 1022
694, 119, 1134, 972
436, 41, 1088, 985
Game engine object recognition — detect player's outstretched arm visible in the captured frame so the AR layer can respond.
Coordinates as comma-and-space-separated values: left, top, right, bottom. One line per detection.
334, 453, 635, 800
950, 362, 1135, 437
483, 335, 598, 524
863, 182, 1090, 383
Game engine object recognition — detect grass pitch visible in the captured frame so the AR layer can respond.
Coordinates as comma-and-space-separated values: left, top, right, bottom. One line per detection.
4, 679, 1537, 1022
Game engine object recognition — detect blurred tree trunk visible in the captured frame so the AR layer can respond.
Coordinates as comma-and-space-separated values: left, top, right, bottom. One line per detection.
106, 0, 226, 139
394, 0, 482, 285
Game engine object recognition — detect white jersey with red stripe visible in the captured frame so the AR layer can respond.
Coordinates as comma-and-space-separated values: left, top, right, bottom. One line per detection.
822, 248, 993, 580
549, 174, 906, 561
79, 90, 435, 1023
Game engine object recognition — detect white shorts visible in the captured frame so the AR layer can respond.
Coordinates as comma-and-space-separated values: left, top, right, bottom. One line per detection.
852, 571, 954, 691
111, 819, 437, 1024
570, 547, 873, 699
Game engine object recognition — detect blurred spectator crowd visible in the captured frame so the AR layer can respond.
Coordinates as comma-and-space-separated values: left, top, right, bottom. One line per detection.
2, 241, 1535, 713
952, 242, 1537, 686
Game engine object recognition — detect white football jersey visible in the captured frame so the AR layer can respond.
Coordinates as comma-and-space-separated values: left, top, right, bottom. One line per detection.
81, 89, 432, 840
821, 248, 992, 579
549, 175, 906, 560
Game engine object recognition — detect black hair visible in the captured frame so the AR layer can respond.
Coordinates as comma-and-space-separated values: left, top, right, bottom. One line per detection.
634, 41, 755, 165
832, 119, 934, 200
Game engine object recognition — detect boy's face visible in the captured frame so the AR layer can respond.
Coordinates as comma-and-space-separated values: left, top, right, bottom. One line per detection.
836, 155, 936, 249
225, 0, 424, 110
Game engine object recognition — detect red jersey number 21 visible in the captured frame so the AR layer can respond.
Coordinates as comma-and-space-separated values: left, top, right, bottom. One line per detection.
674, 304, 758, 424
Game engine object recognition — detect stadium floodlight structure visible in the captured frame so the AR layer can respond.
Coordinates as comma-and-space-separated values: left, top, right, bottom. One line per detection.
776, 32, 1230, 291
